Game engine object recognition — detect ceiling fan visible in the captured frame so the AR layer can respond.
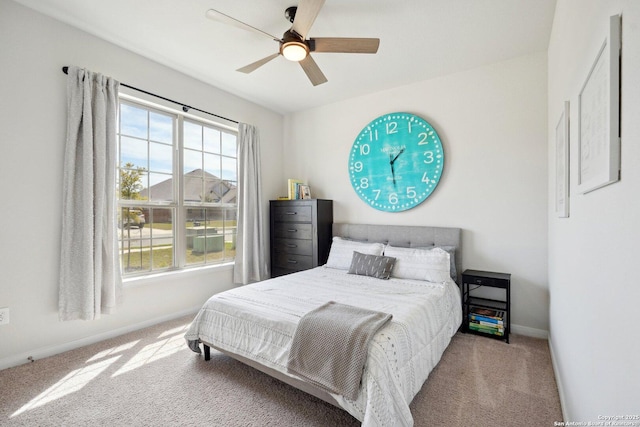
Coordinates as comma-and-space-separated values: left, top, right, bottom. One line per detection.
205, 0, 380, 86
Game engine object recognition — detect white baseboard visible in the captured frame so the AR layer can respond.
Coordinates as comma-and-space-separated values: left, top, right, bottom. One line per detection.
511, 323, 548, 339
0, 306, 201, 371
548, 333, 569, 422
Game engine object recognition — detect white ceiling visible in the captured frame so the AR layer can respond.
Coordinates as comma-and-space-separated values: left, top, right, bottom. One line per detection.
14, 0, 557, 114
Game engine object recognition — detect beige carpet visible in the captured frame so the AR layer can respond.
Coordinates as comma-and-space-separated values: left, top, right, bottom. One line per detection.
0, 315, 562, 426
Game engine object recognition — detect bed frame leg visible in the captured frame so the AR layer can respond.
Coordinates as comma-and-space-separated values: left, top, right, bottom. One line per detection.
204, 344, 211, 361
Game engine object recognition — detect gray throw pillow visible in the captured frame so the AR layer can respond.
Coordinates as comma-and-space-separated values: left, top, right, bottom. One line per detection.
347, 251, 396, 280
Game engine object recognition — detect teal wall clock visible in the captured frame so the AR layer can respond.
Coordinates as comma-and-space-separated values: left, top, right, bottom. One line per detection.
349, 112, 444, 212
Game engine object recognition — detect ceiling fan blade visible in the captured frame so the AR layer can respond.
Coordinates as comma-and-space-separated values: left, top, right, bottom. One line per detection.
237, 53, 280, 74
206, 9, 281, 42
311, 37, 380, 54
291, 0, 326, 39
299, 55, 328, 86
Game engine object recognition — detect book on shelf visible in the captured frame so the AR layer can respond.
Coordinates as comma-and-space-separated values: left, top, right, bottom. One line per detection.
469, 322, 504, 335
469, 319, 505, 330
469, 314, 504, 325
469, 306, 505, 321
287, 179, 304, 200
469, 322, 504, 336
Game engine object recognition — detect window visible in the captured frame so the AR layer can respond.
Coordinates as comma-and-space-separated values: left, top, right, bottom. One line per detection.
117, 98, 237, 276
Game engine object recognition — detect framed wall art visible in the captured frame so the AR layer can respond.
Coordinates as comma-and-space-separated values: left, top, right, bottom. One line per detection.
556, 101, 570, 218
577, 14, 621, 194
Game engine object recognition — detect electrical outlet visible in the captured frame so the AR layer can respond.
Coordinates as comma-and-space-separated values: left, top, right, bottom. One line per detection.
0, 307, 9, 325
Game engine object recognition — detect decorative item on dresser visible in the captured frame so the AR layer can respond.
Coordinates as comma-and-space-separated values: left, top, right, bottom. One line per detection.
270, 199, 333, 277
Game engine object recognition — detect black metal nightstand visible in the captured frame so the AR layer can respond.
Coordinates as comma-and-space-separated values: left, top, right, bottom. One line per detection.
462, 269, 511, 343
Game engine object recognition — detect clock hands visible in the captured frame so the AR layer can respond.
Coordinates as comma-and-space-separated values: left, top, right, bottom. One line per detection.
391, 148, 405, 164
389, 148, 405, 187
390, 154, 396, 186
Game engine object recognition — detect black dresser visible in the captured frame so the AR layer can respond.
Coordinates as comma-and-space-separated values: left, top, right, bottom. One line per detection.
269, 199, 333, 278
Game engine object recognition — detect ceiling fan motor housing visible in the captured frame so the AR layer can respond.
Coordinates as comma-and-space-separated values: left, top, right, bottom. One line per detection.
285, 6, 297, 23
280, 30, 309, 61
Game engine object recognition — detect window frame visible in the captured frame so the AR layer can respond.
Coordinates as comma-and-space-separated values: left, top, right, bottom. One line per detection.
117, 93, 238, 279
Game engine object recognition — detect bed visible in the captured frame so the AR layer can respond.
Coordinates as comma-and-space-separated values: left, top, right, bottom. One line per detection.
185, 223, 462, 426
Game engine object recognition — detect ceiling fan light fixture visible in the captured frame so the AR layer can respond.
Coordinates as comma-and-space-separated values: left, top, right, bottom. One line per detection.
281, 41, 308, 62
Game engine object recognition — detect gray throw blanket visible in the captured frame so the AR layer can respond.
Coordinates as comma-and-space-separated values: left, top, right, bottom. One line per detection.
287, 301, 392, 400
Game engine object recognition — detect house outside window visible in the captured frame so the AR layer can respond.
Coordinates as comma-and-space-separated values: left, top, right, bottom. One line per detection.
117, 98, 237, 276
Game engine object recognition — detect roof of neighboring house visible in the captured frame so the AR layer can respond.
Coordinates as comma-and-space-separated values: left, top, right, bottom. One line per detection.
139, 169, 236, 204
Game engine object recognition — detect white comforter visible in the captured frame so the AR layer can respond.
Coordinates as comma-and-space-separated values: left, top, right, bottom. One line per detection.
185, 266, 461, 427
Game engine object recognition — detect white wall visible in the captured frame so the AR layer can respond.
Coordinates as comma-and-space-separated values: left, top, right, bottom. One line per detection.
0, 0, 284, 368
548, 0, 640, 420
283, 52, 549, 335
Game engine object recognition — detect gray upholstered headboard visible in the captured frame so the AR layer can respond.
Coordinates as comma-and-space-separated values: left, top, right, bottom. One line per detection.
332, 223, 462, 283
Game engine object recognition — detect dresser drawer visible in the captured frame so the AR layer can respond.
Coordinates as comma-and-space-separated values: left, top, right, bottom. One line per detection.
272, 253, 313, 271
272, 205, 312, 222
272, 238, 313, 256
465, 275, 512, 289
273, 223, 313, 240
466, 276, 496, 287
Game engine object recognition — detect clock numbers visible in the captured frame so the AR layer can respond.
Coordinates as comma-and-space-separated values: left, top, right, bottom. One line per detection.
386, 121, 398, 135
353, 161, 364, 172
373, 189, 381, 200
360, 177, 369, 188
407, 121, 412, 134
360, 144, 370, 155
389, 193, 398, 204
406, 187, 417, 199
423, 151, 434, 164
418, 132, 429, 145
368, 129, 378, 142
421, 172, 430, 183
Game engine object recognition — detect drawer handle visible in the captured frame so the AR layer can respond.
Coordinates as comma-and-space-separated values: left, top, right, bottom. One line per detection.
286, 244, 297, 248
285, 212, 297, 215
287, 259, 298, 264
287, 229, 297, 232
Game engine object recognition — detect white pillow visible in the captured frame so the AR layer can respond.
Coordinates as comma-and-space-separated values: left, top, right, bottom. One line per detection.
383, 245, 451, 282
325, 237, 385, 270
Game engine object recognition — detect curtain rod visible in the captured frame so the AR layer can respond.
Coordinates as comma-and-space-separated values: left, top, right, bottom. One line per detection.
61, 66, 239, 125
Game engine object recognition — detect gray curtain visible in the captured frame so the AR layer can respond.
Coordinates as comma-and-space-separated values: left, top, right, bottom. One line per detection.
233, 123, 269, 284
59, 66, 122, 320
